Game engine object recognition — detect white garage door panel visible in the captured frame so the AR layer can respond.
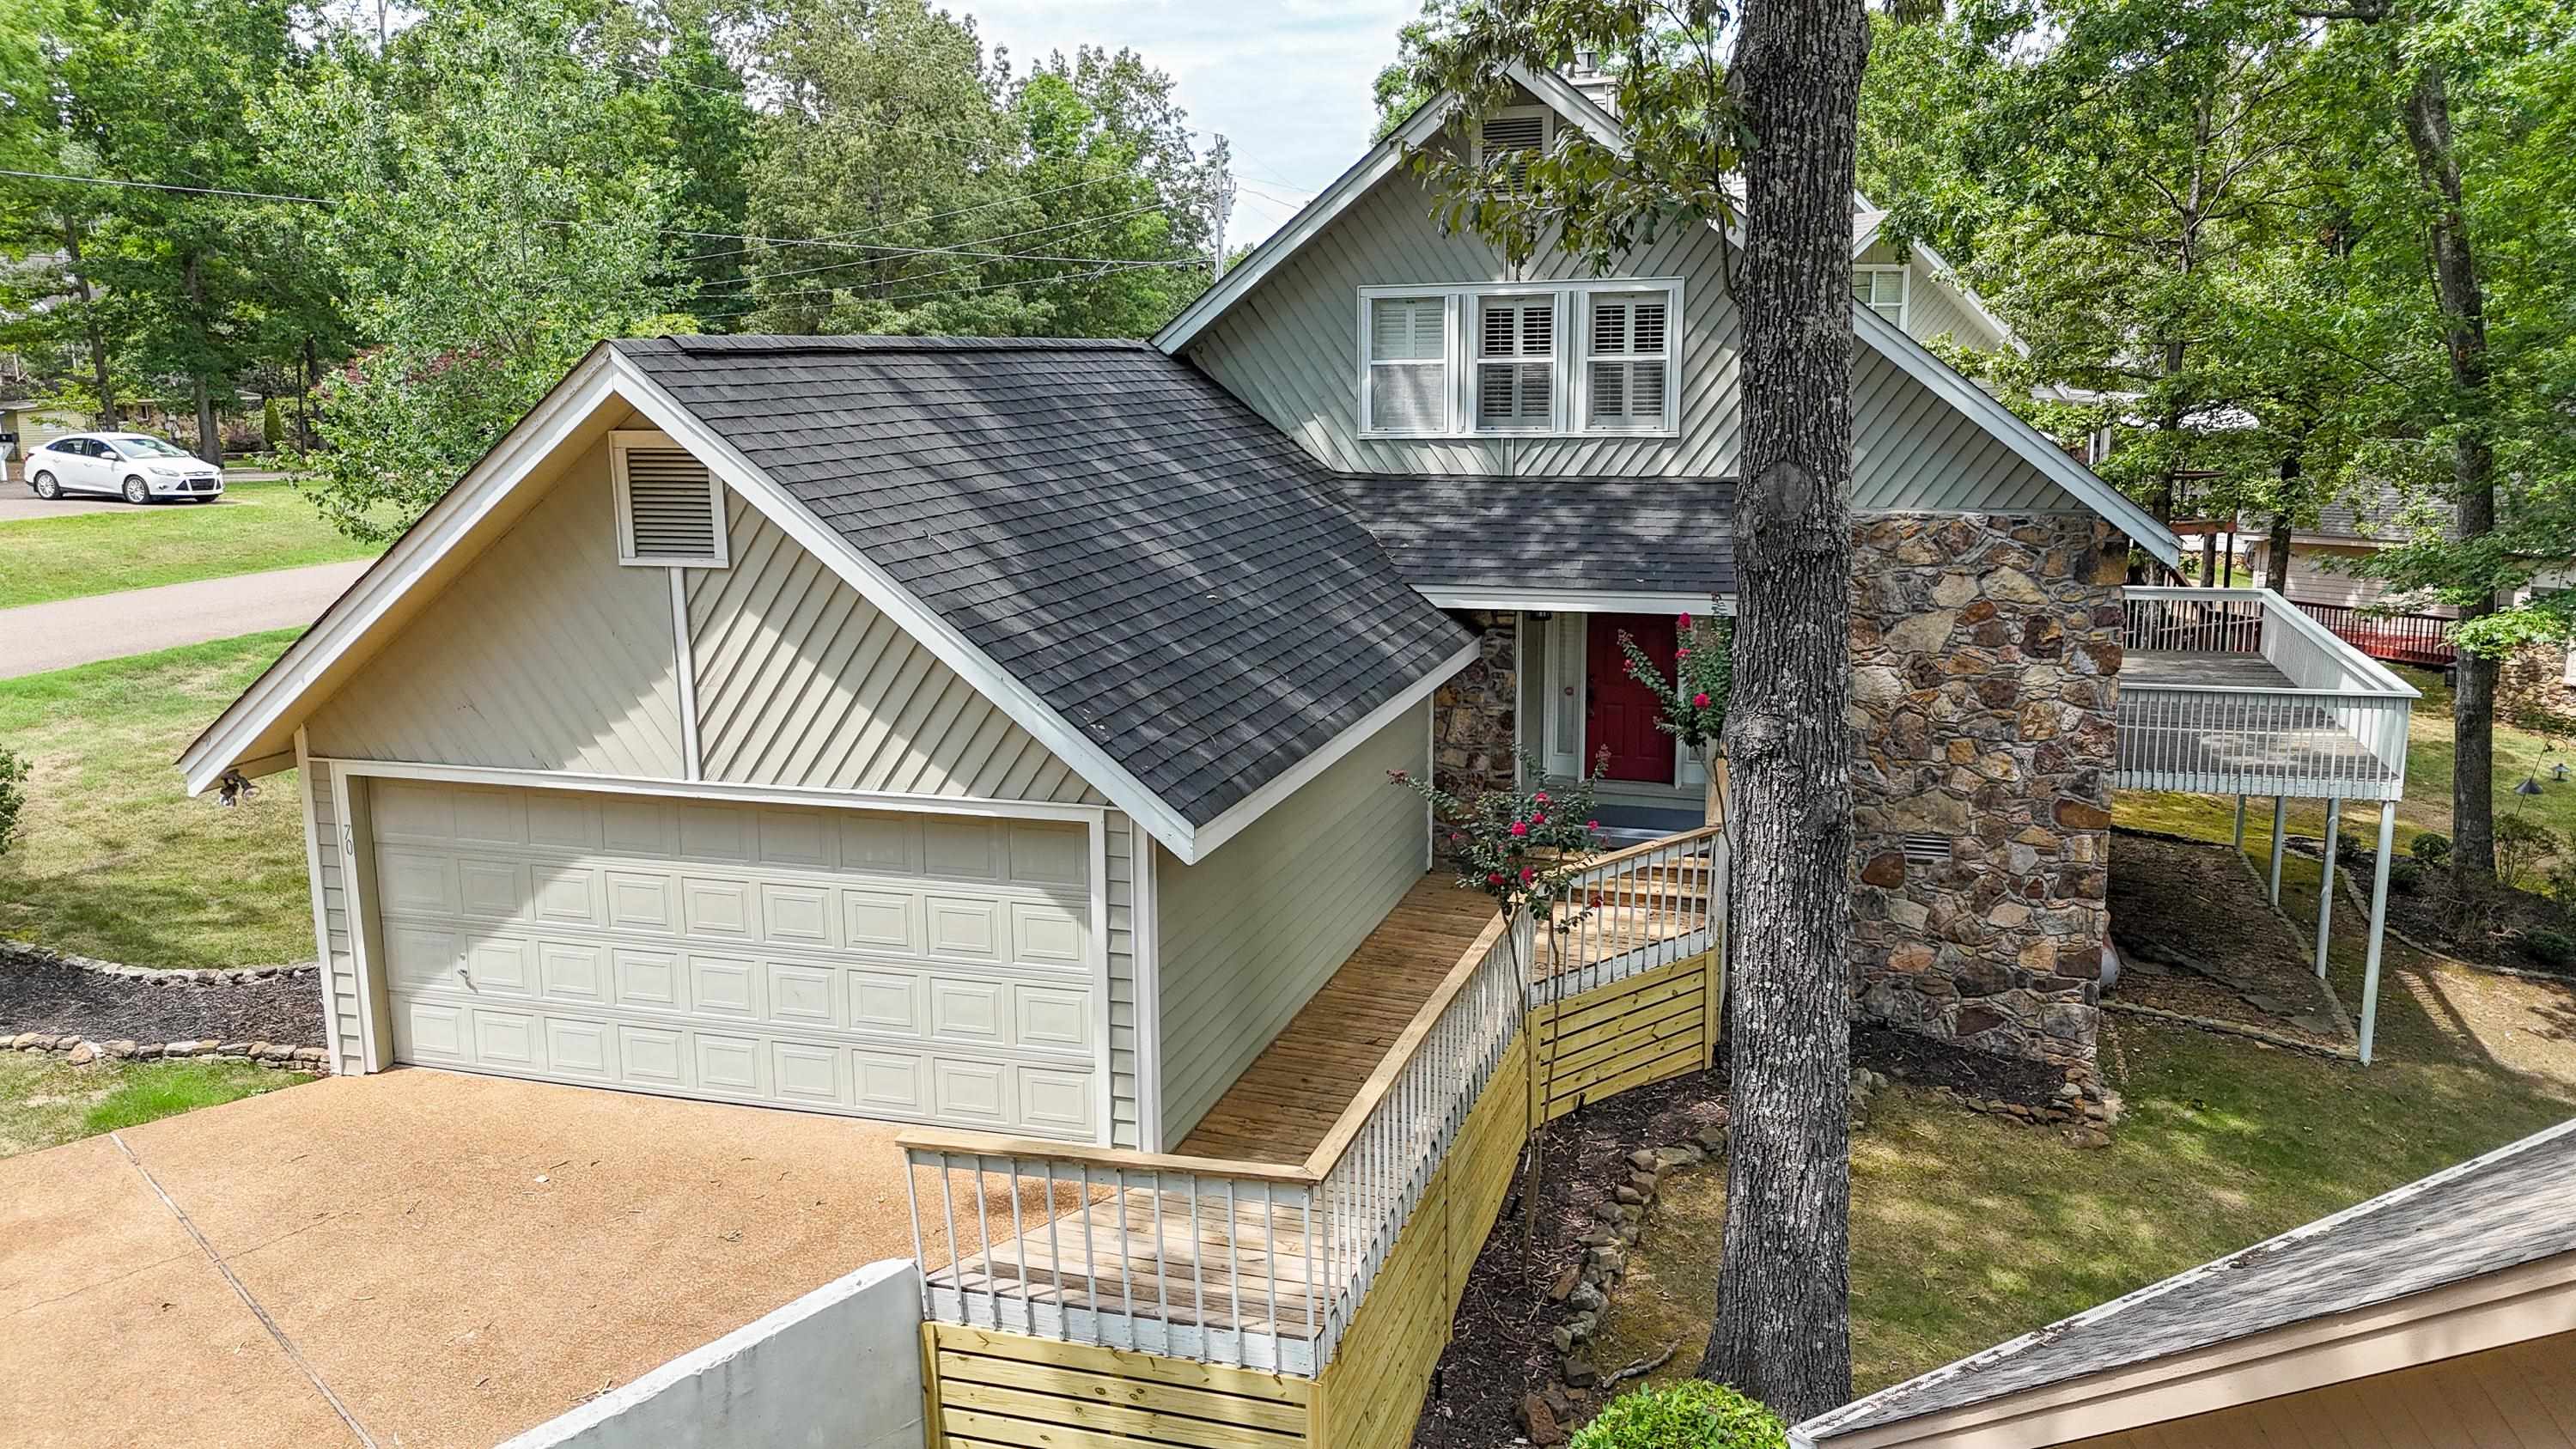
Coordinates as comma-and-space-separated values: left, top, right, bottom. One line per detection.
372, 781, 1100, 1139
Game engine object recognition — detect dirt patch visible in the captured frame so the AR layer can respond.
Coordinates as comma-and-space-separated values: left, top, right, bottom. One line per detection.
0, 957, 323, 1046
2108, 831, 2350, 1047
2380, 870, 2576, 982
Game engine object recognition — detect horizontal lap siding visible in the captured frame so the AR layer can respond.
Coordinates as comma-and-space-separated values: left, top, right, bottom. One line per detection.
304, 439, 687, 776
307, 759, 364, 1076
1154, 709, 1429, 1145
687, 495, 1105, 806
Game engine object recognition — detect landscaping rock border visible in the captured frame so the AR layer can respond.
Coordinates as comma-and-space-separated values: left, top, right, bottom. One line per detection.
1, 939, 327, 1072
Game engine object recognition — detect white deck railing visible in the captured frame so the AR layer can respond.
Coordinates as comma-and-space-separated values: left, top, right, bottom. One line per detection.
897, 825, 1726, 1379
2118, 587, 2419, 801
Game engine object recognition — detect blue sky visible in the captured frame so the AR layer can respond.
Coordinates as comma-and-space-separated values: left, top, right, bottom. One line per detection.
959, 1, 1422, 246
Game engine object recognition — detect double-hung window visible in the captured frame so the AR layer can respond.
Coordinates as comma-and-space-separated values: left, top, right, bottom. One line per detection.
1583, 291, 1672, 430
1358, 278, 1683, 438
1365, 295, 1450, 434
1475, 294, 1557, 432
1853, 265, 1908, 327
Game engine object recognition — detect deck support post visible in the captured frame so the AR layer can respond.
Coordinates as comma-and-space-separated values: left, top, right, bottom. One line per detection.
2360, 801, 2395, 1065
2232, 795, 2246, 849
2268, 796, 2288, 904
2316, 797, 2342, 977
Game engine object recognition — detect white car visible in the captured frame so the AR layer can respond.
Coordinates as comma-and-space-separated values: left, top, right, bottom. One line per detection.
23, 432, 225, 504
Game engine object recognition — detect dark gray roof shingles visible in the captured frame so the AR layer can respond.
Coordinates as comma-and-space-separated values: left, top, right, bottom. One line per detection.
1806, 1117, 2576, 1439
614, 335, 1474, 828
1334, 474, 1736, 599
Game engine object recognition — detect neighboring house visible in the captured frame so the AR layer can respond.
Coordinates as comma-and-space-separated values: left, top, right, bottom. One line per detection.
1794, 1116, 2576, 1449
182, 69, 2178, 1153
2241, 483, 2458, 616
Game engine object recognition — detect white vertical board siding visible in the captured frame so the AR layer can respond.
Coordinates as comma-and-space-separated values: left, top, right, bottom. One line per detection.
1152, 706, 1430, 1144
305, 439, 687, 775
1188, 157, 2075, 514
1104, 812, 1140, 1148
307, 758, 366, 1076
685, 494, 1106, 807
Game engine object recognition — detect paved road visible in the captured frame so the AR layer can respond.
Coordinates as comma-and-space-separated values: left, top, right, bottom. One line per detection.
0, 558, 372, 679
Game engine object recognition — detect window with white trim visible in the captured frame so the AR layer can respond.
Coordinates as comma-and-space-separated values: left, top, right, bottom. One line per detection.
1356, 279, 1684, 438
1475, 294, 1557, 431
612, 430, 729, 568
1583, 290, 1672, 430
1853, 265, 1908, 327
1365, 295, 1451, 434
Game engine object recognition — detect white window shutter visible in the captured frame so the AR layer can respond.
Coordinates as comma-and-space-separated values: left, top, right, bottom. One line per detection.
1476, 297, 1555, 430
1584, 291, 1672, 430
617, 443, 727, 566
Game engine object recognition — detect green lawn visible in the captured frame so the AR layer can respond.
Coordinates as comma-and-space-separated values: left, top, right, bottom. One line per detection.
0, 481, 381, 610
0, 1051, 309, 1156
2118, 663, 2576, 875
1589, 796, 2576, 1397
0, 630, 314, 967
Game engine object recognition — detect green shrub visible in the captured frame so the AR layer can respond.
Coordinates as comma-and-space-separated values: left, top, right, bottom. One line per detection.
2410, 832, 2451, 864
0, 747, 24, 855
2519, 927, 2575, 970
1570, 1381, 1787, 1449
261, 396, 285, 450
2388, 859, 2424, 893
2494, 813, 2562, 890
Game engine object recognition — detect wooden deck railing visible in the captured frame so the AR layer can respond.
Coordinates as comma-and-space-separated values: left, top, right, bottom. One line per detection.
898, 822, 1726, 1379
2287, 598, 2457, 669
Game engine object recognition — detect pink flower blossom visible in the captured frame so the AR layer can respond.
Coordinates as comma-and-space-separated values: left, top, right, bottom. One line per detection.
1488, 871, 1507, 886
1519, 867, 1537, 885
1693, 692, 1711, 708
1533, 790, 1550, 804
1509, 820, 1530, 837
1531, 813, 1547, 825
1586, 819, 1599, 830
1677, 646, 1691, 661
1678, 612, 1692, 629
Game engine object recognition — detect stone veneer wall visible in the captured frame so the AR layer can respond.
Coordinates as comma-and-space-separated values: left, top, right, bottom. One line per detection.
1849, 513, 2123, 1074
1433, 609, 1519, 802
2496, 642, 2576, 734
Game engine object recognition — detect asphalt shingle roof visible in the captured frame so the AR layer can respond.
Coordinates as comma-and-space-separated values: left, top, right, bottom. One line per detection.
614, 335, 1475, 829
1804, 1117, 2576, 1440
1332, 475, 1736, 600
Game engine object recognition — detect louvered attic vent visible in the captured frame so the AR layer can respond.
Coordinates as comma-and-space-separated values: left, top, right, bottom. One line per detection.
1477, 112, 1548, 182
612, 433, 728, 568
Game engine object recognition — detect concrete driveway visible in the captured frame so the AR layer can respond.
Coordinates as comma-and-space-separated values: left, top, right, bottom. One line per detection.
0, 1068, 924, 1448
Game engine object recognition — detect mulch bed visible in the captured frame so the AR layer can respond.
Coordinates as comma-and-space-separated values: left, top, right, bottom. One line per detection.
0, 959, 324, 1047
2107, 831, 2351, 1048
2380, 872, 2576, 983
1411, 1030, 2067, 1447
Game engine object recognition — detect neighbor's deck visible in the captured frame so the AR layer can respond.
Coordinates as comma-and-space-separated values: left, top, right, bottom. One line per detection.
2117, 648, 2401, 793
914, 860, 1720, 1370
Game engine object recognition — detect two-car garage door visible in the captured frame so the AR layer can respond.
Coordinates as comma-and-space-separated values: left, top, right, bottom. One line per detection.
367, 780, 1100, 1139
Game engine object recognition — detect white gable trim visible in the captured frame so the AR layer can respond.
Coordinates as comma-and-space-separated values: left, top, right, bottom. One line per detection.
178, 346, 624, 795
1853, 305, 2178, 562
181, 345, 1472, 867
1851, 212, 2026, 358
1153, 74, 2179, 564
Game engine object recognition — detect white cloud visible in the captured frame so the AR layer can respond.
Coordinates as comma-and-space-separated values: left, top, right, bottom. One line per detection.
958, 0, 1419, 245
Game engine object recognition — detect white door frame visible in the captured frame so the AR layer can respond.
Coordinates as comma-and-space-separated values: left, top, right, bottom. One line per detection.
1544, 611, 1693, 790
316, 757, 1117, 1144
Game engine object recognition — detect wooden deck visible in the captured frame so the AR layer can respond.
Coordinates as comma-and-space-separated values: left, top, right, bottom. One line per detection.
1178, 874, 1494, 1166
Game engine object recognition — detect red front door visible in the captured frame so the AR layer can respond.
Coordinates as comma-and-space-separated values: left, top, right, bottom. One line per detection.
1586, 613, 1677, 782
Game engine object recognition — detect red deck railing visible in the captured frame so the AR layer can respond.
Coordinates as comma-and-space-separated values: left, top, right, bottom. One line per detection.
2287, 598, 2457, 669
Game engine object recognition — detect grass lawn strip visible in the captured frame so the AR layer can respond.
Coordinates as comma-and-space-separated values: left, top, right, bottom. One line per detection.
0, 1050, 309, 1157
0, 630, 312, 968
1586, 802, 2576, 1399
0, 481, 382, 612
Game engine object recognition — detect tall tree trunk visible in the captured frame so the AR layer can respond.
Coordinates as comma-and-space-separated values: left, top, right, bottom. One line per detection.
61, 216, 118, 429
2267, 441, 2302, 594
183, 252, 222, 464
1702, 0, 1866, 1420
2401, 62, 2496, 877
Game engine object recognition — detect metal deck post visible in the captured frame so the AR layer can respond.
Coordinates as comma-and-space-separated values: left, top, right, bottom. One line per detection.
2316, 797, 2342, 977
2232, 795, 2246, 850
2268, 796, 2288, 904
2360, 801, 2396, 1065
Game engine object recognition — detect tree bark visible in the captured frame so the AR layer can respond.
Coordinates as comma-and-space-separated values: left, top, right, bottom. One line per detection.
1702, 0, 1865, 1420
2266, 441, 2301, 593
184, 252, 222, 464
61, 216, 119, 429
2400, 62, 2496, 877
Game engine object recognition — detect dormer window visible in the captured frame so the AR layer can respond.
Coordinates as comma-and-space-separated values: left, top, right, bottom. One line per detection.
612, 429, 728, 568
1853, 265, 1908, 328
1355, 280, 1683, 439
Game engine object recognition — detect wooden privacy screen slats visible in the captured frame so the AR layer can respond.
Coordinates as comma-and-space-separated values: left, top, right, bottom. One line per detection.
1534, 953, 1717, 1121
927, 1324, 1310, 1449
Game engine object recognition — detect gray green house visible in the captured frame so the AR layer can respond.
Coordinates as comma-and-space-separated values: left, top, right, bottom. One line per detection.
186, 67, 2281, 1158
